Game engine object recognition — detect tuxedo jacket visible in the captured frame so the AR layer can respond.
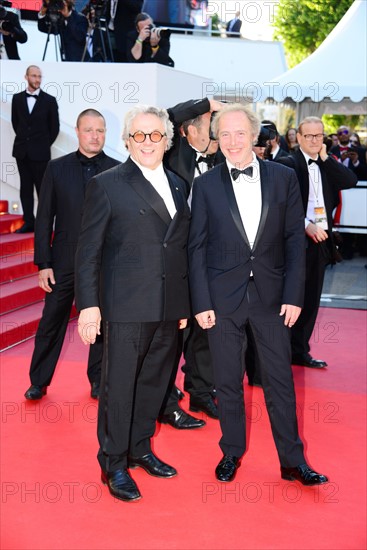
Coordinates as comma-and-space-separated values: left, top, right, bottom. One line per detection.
188, 160, 306, 317
272, 147, 289, 162
34, 151, 120, 271
11, 89, 59, 161
2, 11, 27, 59
278, 149, 358, 257
165, 98, 225, 188
75, 157, 191, 323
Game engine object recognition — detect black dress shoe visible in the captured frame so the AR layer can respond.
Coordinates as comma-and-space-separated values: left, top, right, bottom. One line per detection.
172, 385, 185, 401
15, 224, 34, 234
24, 385, 47, 400
189, 396, 219, 419
215, 455, 240, 482
159, 408, 206, 429
292, 353, 327, 368
90, 381, 100, 399
129, 452, 177, 478
101, 469, 141, 501
281, 463, 328, 486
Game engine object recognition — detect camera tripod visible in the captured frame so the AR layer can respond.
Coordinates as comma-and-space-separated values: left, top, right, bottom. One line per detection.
81, 14, 114, 62
42, 19, 65, 61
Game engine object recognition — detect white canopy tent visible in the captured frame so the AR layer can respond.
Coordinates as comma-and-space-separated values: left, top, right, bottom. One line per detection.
259, 0, 367, 121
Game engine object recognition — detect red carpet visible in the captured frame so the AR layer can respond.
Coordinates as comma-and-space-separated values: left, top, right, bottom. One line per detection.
1, 307, 366, 550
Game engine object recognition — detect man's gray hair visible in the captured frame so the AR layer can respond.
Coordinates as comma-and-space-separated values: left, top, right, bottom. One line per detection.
211, 103, 261, 142
123, 104, 174, 149
298, 116, 324, 134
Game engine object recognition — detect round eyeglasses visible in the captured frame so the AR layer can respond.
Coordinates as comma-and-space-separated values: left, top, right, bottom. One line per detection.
129, 131, 166, 143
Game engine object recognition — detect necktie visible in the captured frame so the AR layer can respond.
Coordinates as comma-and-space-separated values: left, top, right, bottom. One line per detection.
231, 166, 253, 180
26, 93, 38, 100
196, 154, 215, 169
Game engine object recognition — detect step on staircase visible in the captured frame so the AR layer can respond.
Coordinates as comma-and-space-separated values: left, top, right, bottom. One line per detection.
0, 202, 76, 351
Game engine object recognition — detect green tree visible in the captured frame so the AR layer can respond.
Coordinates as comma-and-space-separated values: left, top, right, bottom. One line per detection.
273, 0, 354, 68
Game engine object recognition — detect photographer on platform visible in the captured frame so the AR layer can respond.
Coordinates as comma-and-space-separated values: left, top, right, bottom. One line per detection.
126, 11, 174, 67
38, 0, 88, 61
0, 1, 27, 60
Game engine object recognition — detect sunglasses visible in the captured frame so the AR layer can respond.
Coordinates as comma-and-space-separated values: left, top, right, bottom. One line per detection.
337, 130, 349, 135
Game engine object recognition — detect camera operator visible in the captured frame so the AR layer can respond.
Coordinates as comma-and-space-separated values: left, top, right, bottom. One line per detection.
0, 2, 27, 60
126, 11, 174, 67
38, 0, 88, 61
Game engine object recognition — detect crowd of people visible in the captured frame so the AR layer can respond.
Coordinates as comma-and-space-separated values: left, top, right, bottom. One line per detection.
10, 61, 367, 503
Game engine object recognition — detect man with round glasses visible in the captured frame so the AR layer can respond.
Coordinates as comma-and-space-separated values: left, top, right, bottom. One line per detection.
278, 116, 357, 369
75, 105, 191, 502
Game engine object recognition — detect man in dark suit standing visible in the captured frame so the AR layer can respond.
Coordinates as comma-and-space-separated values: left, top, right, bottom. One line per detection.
226, 10, 242, 37
75, 105, 191, 502
189, 103, 328, 486
24, 109, 120, 401
108, 0, 143, 62
278, 117, 358, 368
11, 65, 59, 234
0, 8, 27, 59
159, 97, 225, 426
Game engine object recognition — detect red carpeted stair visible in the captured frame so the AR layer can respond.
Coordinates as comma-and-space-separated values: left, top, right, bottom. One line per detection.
0, 212, 76, 351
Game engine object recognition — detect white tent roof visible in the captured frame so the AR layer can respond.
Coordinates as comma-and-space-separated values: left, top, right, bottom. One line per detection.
260, 0, 367, 105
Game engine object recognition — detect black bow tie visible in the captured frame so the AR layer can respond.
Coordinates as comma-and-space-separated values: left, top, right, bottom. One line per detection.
196, 154, 215, 169
231, 166, 253, 180
308, 158, 318, 165
26, 93, 38, 100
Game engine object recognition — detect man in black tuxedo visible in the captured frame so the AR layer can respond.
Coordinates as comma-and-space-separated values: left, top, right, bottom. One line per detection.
226, 11, 242, 37
160, 97, 226, 426
189, 103, 328, 486
0, 8, 27, 59
278, 117, 358, 368
75, 105, 191, 502
11, 65, 59, 234
24, 109, 120, 401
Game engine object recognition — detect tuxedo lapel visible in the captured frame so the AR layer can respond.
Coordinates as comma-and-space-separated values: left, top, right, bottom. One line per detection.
252, 160, 270, 251
124, 158, 172, 226
221, 164, 250, 247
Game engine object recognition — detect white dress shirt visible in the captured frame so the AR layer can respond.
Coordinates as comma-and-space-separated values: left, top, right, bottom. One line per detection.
131, 158, 177, 219
227, 153, 262, 249
26, 88, 40, 114
300, 149, 328, 230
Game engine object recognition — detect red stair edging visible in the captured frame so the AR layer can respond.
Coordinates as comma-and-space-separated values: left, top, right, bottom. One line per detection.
0, 214, 24, 234
1, 274, 44, 314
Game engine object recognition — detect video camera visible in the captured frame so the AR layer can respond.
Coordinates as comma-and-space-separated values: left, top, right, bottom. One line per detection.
0, 0, 15, 33
83, 0, 107, 20
43, 0, 65, 25
254, 124, 277, 147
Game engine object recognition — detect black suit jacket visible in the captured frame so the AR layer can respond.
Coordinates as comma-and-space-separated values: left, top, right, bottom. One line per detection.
165, 98, 224, 188
75, 157, 191, 323
272, 147, 289, 162
1, 11, 27, 59
11, 89, 59, 161
34, 151, 120, 271
188, 160, 306, 316
126, 30, 174, 66
226, 18, 242, 36
277, 149, 358, 259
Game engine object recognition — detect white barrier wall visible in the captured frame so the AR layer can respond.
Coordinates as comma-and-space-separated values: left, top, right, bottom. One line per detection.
0, 60, 211, 211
